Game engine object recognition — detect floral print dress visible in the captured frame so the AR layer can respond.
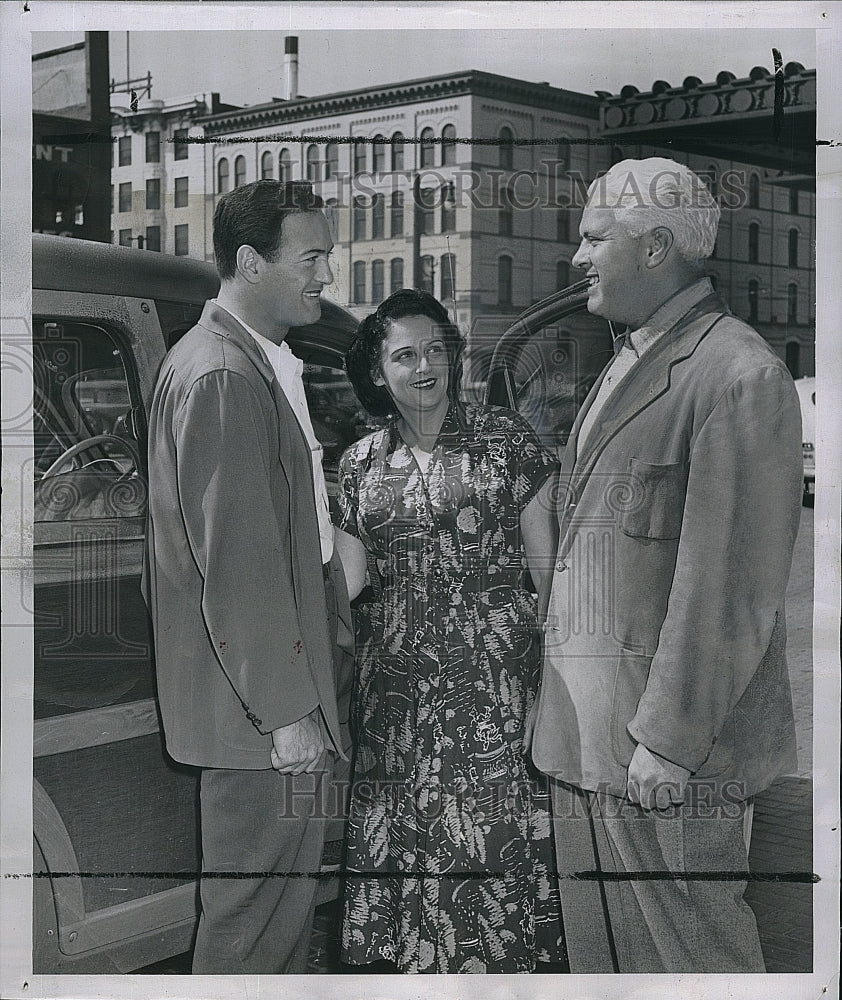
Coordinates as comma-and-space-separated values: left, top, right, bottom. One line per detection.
338, 402, 565, 973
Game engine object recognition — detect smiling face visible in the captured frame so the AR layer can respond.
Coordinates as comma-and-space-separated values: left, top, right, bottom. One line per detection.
249, 211, 334, 340
571, 203, 652, 328
374, 314, 451, 429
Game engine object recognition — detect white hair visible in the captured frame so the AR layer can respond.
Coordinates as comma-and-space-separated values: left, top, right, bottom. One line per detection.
587, 158, 721, 262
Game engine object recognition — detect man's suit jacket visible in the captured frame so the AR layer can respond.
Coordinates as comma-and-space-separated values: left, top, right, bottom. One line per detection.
531, 291, 802, 801
144, 301, 347, 769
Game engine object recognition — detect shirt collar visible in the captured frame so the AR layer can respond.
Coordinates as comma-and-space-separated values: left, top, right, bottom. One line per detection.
622, 278, 713, 358
212, 300, 302, 376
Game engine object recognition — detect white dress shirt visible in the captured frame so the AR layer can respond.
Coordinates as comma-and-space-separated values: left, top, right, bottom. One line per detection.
215, 302, 334, 563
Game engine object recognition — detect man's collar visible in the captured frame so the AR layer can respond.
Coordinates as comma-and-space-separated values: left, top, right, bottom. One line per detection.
212, 300, 301, 373
618, 278, 713, 357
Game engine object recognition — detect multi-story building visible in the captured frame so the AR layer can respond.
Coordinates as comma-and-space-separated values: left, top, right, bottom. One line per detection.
110, 92, 238, 257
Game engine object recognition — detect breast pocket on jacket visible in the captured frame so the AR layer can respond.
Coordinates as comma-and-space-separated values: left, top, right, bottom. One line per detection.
620, 458, 689, 540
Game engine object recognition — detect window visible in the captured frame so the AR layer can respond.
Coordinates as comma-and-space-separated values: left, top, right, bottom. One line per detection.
174, 224, 189, 256
789, 187, 799, 215
440, 254, 456, 300
217, 158, 230, 193
371, 195, 385, 239
324, 198, 340, 241
145, 179, 160, 211
279, 148, 292, 183
173, 127, 189, 161
748, 279, 759, 322
118, 135, 131, 167
353, 197, 366, 240
390, 257, 404, 294
788, 283, 799, 323
145, 225, 161, 252
556, 259, 570, 290
234, 156, 246, 188
118, 182, 132, 213
556, 208, 570, 243
110, 186, 114, 214
372, 135, 386, 173
499, 126, 514, 170
748, 222, 759, 263
118, 229, 132, 247
499, 187, 513, 237
391, 132, 405, 171
353, 261, 366, 304
354, 139, 367, 176
498, 255, 513, 305
174, 176, 189, 209
326, 143, 339, 180
391, 191, 404, 237
301, 364, 372, 479
748, 173, 760, 209
420, 255, 434, 295
419, 189, 435, 236
261, 151, 274, 180
420, 128, 435, 169
371, 260, 385, 302
441, 124, 456, 166
785, 342, 800, 379
788, 228, 799, 268
441, 183, 455, 233
306, 144, 320, 182
145, 130, 160, 164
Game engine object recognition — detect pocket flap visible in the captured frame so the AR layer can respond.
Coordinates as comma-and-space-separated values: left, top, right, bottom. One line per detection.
620, 458, 688, 539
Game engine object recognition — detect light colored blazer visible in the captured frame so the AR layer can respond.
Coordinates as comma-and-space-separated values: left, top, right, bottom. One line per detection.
144, 301, 345, 769
531, 292, 802, 801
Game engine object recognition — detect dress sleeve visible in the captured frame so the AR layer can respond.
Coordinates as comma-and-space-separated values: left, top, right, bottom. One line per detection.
337, 441, 362, 538
503, 410, 561, 512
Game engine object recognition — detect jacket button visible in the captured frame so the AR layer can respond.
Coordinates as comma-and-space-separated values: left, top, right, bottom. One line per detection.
555, 560, 567, 573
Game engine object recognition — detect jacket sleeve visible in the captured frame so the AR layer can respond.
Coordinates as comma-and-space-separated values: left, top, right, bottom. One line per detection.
627, 364, 802, 771
175, 369, 320, 735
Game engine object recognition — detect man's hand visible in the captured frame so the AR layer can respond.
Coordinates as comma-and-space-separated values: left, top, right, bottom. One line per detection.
270, 708, 324, 775
626, 743, 691, 811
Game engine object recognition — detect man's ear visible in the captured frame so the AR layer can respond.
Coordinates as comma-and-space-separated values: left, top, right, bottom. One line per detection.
645, 226, 674, 268
236, 245, 261, 283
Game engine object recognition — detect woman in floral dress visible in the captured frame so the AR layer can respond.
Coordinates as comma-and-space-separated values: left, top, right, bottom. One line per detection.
335, 290, 565, 973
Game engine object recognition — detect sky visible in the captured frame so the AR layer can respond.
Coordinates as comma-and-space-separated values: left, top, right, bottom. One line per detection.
32, 27, 817, 109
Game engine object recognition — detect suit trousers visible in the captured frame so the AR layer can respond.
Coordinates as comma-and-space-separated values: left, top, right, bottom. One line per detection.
550, 779, 766, 973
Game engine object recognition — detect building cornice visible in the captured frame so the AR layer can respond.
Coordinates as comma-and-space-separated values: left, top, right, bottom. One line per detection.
199, 70, 599, 135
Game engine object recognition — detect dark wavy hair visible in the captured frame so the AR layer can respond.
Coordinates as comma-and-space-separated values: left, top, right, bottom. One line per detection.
345, 289, 464, 418
213, 180, 324, 281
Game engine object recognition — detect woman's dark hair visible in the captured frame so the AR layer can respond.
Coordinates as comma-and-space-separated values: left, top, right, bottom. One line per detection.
345, 288, 464, 418
213, 180, 323, 280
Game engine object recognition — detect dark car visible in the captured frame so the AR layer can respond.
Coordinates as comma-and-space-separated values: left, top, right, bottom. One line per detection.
31, 234, 366, 973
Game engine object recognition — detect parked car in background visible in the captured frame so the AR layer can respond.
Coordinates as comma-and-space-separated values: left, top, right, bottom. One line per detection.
794, 376, 816, 506
31, 234, 364, 973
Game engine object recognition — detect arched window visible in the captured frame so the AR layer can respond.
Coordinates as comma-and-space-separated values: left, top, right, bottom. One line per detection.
499, 126, 514, 170
260, 151, 274, 180
391, 132, 405, 171
371, 194, 385, 239
748, 222, 759, 264
420, 128, 435, 169
556, 259, 570, 290
279, 148, 292, 183
354, 139, 367, 176
441, 124, 456, 166
324, 198, 339, 241
441, 183, 455, 232
748, 173, 760, 209
785, 341, 800, 379
390, 257, 404, 294
788, 228, 799, 268
499, 186, 513, 236
420, 255, 434, 295
353, 197, 366, 241
419, 188, 435, 236
371, 260, 385, 302
372, 135, 386, 173
748, 279, 759, 322
306, 144, 320, 182
353, 262, 366, 304
440, 253, 456, 300
556, 208, 570, 243
217, 157, 229, 193
789, 186, 799, 215
234, 155, 246, 189
325, 143, 339, 180
390, 191, 404, 237
498, 255, 513, 306
788, 283, 799, 323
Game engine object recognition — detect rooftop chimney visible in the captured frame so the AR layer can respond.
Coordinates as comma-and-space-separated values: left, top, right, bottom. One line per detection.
283, 36, 299, 101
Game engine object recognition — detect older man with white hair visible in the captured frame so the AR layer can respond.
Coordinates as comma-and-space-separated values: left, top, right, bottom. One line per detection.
528, 158, 803, 972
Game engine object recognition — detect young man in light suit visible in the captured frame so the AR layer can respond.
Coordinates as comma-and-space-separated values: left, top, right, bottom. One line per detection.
528, 158, 802, 972
144, 180, 357, 974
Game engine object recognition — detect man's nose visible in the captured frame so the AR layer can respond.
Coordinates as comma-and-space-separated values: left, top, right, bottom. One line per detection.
571, 241, 588, 270
316, 256, 333, 285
